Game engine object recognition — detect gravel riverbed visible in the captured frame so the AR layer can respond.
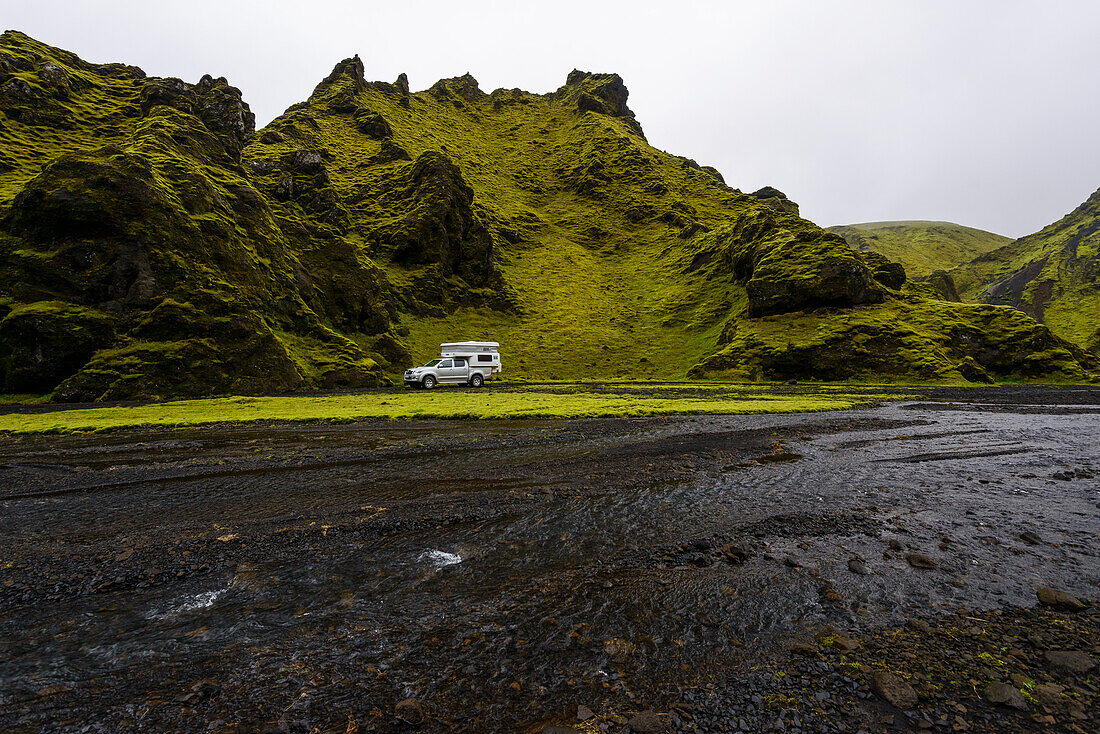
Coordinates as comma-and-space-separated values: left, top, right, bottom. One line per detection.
0, 385, 1097, 733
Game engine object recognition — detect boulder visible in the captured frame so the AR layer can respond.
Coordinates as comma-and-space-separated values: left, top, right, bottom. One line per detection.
906, 554, 939, 570
1036, 587, 1088, 611
395, 698, 426, 725
848, 558, 871, 575
868, 671, 918, 710
627, 709, 665, 733
1044, 650, 1097, 675
982, 682, 1028, 711
0, 302, 115, 393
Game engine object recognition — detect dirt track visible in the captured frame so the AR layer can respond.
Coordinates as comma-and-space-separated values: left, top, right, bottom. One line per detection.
0, 385, 1097, 733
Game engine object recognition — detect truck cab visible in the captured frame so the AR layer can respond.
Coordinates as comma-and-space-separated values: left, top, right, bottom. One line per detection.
404, 342, 501, 389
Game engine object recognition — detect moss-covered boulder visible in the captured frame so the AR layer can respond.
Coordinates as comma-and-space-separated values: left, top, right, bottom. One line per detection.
0, 301, 115, 392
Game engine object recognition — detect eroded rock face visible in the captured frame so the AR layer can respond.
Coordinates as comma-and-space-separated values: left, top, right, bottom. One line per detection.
0, 303, 115, 393
555, 69, 645, 138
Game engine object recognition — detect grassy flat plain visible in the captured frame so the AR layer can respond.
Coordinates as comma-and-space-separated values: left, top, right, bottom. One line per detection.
0, 384, 879, 434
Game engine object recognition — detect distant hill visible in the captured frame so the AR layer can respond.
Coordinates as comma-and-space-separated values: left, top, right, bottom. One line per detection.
827, 221, 1011, 279
0, 31, 1095, 400
954, 189, 1100, 353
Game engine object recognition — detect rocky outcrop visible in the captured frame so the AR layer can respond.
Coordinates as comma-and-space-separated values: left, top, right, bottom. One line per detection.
554, 70, 645, 138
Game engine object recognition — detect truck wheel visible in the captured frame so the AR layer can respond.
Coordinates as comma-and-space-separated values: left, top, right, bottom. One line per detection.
422, 375, 436, 389
470, 373, 483, 388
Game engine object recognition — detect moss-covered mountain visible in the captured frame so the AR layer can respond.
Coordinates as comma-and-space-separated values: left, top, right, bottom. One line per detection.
827, 221, 1011, 280
949, 189, 1100, 353
0, 32, 1095, 399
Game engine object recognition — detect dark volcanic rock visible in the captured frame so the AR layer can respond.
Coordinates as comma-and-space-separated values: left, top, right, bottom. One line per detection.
906, 553, 939, 569
1044, 650, 1097, 674
982, 681, 1028, 710
0, 303, 115, 392
1037, 587, 1088, 611
395, 698, 426, 724
868, 671, 918, 710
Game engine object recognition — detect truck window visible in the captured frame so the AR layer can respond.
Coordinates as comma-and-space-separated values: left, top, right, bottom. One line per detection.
454, 358, 466, 367
439, 360, 452, 368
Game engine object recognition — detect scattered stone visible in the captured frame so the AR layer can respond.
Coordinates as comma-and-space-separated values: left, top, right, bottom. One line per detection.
1044, 650, 1097, 674
395, 698, 426, 725
868, 671, 918, 710
576, 705, 595, 721
1036, 587, 1088, 611
1018, 531, 1042, 545
829, 634, 861, 651
848, 558, 871, 575
542, 728, 580, 734
906, 553, 938, 569
906, 618, 932, 634
982, 682, 1028, 710
789, 642, 820, 657
603, 637, 637, 662
627, 709, 665, 733
1032, 683, 1069, 707
887, 539, 904, 551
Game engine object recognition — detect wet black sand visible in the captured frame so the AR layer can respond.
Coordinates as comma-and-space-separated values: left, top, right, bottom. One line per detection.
0, 385, 1097, 733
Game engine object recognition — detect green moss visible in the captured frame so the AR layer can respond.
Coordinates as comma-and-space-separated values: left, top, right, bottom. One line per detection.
0, 384, 875, 434
947, 190, 1100, 351
828, 221, 1011, 279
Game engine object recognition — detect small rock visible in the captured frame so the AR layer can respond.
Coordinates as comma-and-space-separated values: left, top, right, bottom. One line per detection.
830, 634, 861, 651
982, 682, 1027, 710
627, 709, 665, 733
789, 642, 820, 657
1044, 650, 1097, 674
395, 698, 426, 725
1032, 683, 1069, 707
1018, 531, 1042, 545
1036, 587, 1088, 611
906, 619, 932, 634
906, 554, 938, 569
868, 671, 918, 710
603, 638, 637, 662
542, 728, 580, 734
887, 539, 904, 551
577, 705, 595, 721
848, 558, 871, 575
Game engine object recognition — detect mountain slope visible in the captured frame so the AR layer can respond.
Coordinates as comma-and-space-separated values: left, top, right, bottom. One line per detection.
0, 31, 1095, 399
827, 221, 1011, 279
952, 189, 1100, 353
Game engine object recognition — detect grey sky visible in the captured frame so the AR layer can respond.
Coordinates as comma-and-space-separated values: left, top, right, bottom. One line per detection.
4, 0, 1099, 237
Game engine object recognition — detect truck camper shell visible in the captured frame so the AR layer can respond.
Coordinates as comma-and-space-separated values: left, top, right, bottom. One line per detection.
439, 341, 501, 374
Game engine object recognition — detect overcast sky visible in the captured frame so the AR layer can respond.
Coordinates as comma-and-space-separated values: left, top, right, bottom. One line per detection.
4, 0, 1099, 237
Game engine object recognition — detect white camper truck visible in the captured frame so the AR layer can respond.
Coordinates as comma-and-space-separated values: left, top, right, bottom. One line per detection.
403, 342, 501, 389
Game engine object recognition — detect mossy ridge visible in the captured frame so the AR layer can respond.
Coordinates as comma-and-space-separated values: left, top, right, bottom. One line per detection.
0, 31, 402, 400
828, 221, 1011, 280
692, 298, 1098, 383
1, 31, 1095, 400
950, 188, 1100, 352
